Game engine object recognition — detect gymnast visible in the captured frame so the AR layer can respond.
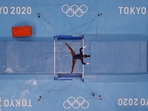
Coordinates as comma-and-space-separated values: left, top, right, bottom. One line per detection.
65, 42, 90, 73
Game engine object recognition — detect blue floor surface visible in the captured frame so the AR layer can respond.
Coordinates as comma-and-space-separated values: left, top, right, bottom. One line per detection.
0, 0, 148, 110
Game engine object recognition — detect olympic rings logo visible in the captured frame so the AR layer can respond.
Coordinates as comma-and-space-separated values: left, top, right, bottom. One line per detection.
63, 96, 89, 109
61, 4, 88, 17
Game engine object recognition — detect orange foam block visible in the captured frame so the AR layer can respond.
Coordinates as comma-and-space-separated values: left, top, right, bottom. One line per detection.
12, 26, 32, 37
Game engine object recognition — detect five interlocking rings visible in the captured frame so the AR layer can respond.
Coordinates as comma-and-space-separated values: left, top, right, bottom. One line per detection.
63, 96, 89, 109
61, 4, 88, 17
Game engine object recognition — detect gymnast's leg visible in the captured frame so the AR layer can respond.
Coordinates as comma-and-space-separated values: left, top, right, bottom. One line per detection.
71, 59, 76, 73
65, 42, 76, 73
65, 42, 75, 56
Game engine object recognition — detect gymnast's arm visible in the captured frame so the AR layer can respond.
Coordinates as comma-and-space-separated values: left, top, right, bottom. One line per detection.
81, 59, 86, 65
79, 46, 87, 54
81, 59, 90, 65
